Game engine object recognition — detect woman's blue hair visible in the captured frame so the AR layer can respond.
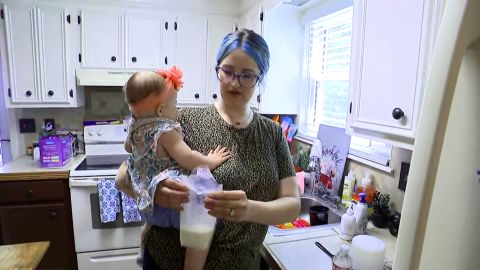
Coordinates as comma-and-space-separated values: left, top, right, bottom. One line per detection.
216, 29, 270, 81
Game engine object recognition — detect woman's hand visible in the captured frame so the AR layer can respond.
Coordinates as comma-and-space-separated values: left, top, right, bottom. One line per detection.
154, 179, 190, 211
204, 190, 250, 222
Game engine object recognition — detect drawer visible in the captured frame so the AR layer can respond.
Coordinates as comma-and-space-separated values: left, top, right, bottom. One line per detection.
0, 180, 66, 204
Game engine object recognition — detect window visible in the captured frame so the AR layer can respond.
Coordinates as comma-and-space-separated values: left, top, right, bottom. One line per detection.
298, 5, 392, 169
300, 6, 352, 134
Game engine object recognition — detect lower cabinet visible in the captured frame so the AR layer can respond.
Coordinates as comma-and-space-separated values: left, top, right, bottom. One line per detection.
0, 179, 77, 270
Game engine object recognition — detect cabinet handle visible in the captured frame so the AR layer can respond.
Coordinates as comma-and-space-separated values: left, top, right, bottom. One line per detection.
212, 94, 217, 99
164, 57, 168, 65
132, 56, 137, 63
194, 93, 200, 99
26, 90, 32, 97
69, 89, 73, 98
50, 211, 57, 220
48, 90, 54, 96
257, 94, 260, 103
111, 56, 116, 62
392, 108, 404, 120
27, 189, 33, 198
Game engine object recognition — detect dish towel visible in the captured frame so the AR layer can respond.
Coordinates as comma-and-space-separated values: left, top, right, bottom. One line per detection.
97, 178, 120, 223
121, 192, 142, 223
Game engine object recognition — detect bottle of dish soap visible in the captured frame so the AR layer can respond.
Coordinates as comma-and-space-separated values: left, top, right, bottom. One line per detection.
332, 244, 353, 270
342, 170, 356, 202
354, 193, 368, 235
352, 171, 375, 205
340, 207, 356, 241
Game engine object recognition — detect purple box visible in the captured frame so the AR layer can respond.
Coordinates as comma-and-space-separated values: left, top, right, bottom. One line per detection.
39, 135, 72, 168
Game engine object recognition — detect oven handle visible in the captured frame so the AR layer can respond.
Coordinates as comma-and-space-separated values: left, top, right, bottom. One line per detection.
90, 251, 138, 262
69, 179, 100, 187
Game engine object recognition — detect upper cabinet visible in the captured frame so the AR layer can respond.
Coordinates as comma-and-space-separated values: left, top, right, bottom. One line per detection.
80, 9, 124, 69
125, 14, 165, 70
206, 17, 237, 104
347, 0, 440, 149
1, 3, 84, 108
239, 1, 301, 114
175, 15, 208, 104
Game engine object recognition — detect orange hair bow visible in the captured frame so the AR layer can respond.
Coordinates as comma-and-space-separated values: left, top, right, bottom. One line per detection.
157, 65, 184, 92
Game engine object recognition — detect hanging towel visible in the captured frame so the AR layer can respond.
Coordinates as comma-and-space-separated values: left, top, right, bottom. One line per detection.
121, 192, 142, 223
97, 178, 120, 223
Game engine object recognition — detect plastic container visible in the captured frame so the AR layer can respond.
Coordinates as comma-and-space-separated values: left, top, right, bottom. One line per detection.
352, 172, 376, 205
349, 235, 385, 270
340, 207, 356, 241
353, 193, 368, 235
342, 170, 356, 201
332, 244, 353, 270
180, 167, 222, 250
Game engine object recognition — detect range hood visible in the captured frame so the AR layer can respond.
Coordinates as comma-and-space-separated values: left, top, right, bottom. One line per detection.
76, 69, 135, 86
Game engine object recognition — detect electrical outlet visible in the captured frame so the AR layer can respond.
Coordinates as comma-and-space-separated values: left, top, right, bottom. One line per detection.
398, 162, 410, 191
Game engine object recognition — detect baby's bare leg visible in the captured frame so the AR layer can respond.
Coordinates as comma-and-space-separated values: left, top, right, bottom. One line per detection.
184, 248, 209, 270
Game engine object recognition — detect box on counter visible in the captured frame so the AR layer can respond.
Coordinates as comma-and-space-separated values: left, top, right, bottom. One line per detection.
39, 135, 72, 168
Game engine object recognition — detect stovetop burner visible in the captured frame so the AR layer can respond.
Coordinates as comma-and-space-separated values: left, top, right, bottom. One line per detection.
74, 159, 124, 171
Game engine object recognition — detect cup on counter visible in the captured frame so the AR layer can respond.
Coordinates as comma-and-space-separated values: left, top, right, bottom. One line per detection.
309, 205, 329, 226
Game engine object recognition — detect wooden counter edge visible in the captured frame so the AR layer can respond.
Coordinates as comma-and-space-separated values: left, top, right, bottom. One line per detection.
0, 171, 70, 181
0, 241, 50, 270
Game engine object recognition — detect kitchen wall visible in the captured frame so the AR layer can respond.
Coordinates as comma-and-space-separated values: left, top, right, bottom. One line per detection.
14, 87, 126, 152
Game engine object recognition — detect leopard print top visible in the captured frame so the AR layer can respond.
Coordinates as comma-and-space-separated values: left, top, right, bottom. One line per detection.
145, 105, 295, 270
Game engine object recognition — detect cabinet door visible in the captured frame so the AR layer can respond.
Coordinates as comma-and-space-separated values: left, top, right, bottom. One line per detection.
81, 9, 124, 69
0, 203, 75, 269
125, 14, 164, 70
175, 16, 207, 104
348, 0, 425, 140
239, 2, 263, 109
206, 17, 236, 103
3, 4, 40, 104
36, 6, 70, 104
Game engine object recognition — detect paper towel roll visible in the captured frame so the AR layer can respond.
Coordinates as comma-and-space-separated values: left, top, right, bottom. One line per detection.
349, 235, 385, 270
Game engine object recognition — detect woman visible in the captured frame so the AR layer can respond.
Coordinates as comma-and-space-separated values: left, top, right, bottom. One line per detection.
117, 29, 300, 269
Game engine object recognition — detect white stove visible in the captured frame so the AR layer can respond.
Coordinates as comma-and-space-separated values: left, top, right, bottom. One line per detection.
69, 123, 142, 270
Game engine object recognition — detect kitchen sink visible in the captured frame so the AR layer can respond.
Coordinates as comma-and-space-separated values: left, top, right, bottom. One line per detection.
299, 196, 342, 225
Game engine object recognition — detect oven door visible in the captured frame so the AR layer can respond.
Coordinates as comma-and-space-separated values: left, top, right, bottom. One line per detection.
69, 176, 143, 253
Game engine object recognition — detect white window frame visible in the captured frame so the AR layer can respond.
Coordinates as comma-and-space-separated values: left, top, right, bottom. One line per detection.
297, 0, 392, 173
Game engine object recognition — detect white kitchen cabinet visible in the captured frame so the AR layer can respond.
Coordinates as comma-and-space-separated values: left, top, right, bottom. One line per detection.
125, 14, 166, 70
239, 1, 263, 110
347, 0, 440, 149
175, 15, 208, 104
239, 1, 301, 115
206, 17, 237, 103
3, 4, 39, 104
1, 3, 83, 108
80, 9, 124, 69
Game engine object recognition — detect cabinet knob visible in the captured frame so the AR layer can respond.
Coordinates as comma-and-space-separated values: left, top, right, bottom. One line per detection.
26, 90, 32, 97
48, 90, 54, 96
132, 57, 137, 63
50, 211, 57, 220
212, 94, 217, 99
392, 108, 404, 120
194, 93, 200, 99
27, 189, 33, 198
111, 56, 116, 62
69, 89, 74, 98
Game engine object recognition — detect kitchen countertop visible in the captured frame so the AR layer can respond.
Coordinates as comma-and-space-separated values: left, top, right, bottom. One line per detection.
261, 222, 396, 270
0, 155, 85, 181
0, 241, 50, 270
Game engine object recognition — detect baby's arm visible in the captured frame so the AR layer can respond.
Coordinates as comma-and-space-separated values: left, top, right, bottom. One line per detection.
159, 130, 230, 171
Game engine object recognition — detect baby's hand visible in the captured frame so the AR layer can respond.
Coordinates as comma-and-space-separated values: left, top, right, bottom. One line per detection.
207, 146, 231, 169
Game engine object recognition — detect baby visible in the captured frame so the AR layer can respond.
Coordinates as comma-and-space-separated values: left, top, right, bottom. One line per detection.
120, 67, 229, 269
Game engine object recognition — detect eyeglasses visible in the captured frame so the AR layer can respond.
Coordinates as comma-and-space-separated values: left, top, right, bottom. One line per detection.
215, 66, 261, 88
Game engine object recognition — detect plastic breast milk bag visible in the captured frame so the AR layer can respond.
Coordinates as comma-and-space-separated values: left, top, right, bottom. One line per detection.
180, 167, 222, 250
